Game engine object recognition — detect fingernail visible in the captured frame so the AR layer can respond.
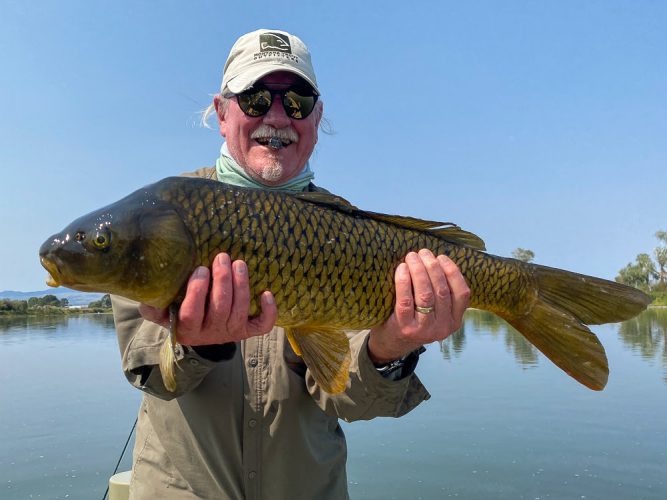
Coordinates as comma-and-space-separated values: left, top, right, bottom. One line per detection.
194, 266, 208, 278
235, 262, 247, 274
264, 292, 274, 305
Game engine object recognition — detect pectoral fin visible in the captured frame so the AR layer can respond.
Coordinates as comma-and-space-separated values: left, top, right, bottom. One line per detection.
286, 326, 351, 394
159, 305, 181, 392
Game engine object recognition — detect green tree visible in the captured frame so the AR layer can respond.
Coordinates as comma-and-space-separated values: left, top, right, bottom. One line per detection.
637, 253, 658, 283
0, 299, 28, 313
617, 253, 657, 290
88, 294, 112, 309
655, 230, 667, 287
26, 294, 69, 309
100, 294, 112, 308
40, 294, 61, 306
512, 248, 535, 263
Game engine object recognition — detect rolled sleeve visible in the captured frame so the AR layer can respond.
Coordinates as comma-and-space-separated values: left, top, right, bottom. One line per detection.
111, 295, 229, 400
307, 330, 430, 421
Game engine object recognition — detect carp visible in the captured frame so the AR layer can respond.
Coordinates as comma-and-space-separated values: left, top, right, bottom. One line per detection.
39, 177, 651, 393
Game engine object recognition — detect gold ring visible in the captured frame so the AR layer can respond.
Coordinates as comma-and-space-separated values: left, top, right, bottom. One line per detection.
415, 305, 434, 314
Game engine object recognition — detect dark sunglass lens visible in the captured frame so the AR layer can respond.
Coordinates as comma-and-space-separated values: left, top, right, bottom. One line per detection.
283, 90, 316, 119
238, 89, 272, 117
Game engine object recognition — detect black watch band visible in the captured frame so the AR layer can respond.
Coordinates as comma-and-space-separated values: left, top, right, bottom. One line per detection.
375, 346, 426, 381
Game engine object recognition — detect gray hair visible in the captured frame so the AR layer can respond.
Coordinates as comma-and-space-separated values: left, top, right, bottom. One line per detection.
200, 96, 230, 129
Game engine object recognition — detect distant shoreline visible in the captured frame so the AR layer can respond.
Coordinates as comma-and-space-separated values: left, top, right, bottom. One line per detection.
0, 308, 113, 318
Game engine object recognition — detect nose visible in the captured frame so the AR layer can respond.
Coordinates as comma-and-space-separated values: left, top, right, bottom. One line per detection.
262, 95, 291, 128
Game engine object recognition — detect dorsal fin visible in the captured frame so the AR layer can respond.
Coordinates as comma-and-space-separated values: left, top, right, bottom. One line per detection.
292, 191, 360, 213
293, 191, 486, 251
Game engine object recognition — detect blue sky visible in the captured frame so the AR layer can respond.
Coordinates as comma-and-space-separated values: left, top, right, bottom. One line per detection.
1, 1, 665, 291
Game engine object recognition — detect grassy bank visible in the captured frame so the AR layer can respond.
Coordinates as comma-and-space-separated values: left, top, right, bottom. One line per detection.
650, 291, 667, 307
0, 294, 113, 317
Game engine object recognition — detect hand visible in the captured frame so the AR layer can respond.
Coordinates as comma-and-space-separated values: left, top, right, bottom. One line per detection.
138, 253, 278, 346
368, 249, 470, 365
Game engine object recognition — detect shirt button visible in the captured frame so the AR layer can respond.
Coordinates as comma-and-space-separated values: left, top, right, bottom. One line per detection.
248, 471, 257, 480
248, 419, 257, 428
248, 358, 258, 367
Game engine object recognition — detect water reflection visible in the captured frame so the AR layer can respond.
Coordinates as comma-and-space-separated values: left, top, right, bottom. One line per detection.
441, 308, 667, 382
3, 309, 665, 381
0, 314, 69, 332
439, 321, 466, 360
618, 307, 667, 382
441, 310, 539, 368
0, 312, 115, 333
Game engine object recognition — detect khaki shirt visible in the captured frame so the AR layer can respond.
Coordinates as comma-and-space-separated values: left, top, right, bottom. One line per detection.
112, 168, 430, 500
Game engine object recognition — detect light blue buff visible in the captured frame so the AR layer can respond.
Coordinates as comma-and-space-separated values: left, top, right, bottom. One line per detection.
215, 143, 315, 192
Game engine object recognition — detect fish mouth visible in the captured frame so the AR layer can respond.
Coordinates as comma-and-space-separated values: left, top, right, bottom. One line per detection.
40, 256, 97, 292
40, 256, 63, 287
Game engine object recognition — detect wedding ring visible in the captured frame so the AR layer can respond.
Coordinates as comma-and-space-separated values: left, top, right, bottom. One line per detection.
415, 305, 434, 314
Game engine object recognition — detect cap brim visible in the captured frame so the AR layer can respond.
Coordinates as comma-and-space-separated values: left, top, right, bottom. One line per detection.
224, 64, 320, 96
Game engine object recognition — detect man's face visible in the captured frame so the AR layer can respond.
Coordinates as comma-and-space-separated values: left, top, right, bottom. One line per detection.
215, 71, 323, 186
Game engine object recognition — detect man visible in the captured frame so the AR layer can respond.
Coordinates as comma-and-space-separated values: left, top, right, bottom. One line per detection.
112, 28, 470, 499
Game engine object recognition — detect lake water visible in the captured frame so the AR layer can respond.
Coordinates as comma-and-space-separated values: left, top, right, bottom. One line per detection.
1, 310, 665, 500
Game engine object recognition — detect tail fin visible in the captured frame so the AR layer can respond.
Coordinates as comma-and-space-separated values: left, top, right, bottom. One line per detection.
501, 264, 652, 390
534, 265, 651, 324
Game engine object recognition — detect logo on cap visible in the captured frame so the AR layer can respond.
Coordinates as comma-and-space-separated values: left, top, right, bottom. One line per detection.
260, 33, 291, 53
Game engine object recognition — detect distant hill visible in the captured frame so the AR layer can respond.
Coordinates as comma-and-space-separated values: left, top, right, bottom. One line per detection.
0, 288, 105, 307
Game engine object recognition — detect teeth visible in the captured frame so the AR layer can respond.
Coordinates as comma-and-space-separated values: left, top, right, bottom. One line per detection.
45, 273, 60, 287
256, 138, 291, 146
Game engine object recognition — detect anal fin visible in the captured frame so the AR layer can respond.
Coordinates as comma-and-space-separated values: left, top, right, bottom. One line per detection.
286, 326, 351, 394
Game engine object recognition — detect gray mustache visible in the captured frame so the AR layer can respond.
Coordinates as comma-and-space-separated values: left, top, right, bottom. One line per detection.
250, 125, 299, 143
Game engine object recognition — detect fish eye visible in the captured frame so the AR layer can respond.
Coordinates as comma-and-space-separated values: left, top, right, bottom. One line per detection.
92, 229, 111, 250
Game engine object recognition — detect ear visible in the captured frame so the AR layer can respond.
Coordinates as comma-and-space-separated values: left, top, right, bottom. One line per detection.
214, 95, 228, 137
312, 100, 324, 143
314, 100, 324, 129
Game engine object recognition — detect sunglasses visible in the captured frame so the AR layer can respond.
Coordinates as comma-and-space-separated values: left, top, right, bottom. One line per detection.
236, 85, 319, 120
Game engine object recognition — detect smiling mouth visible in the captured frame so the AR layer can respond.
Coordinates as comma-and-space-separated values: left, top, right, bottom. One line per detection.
255, 137, 293, 148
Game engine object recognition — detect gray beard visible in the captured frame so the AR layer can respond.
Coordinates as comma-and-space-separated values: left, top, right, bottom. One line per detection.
259, 156, 284, 182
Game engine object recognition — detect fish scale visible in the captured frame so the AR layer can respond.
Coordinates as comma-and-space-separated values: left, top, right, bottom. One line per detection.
160, 180, 541, 329
40, 176, 651, 393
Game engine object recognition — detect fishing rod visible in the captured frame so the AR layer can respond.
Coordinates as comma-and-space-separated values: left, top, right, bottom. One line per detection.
101, 416, 137, 500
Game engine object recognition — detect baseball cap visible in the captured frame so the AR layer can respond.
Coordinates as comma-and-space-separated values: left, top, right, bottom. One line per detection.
221, 29, 320, 96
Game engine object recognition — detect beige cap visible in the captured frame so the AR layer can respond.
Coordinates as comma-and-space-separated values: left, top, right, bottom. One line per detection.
221, 29, 320, 96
